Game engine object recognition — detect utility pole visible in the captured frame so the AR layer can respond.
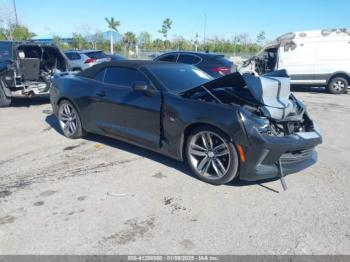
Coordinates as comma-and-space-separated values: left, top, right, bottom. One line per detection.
13, 0, 19, 26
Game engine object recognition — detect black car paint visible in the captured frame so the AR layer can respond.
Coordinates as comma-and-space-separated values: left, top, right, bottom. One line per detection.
50, 61, 321, 182
154, 52, 235, 78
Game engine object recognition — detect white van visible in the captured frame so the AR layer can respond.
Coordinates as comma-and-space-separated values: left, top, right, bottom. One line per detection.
241, 29, 350, 94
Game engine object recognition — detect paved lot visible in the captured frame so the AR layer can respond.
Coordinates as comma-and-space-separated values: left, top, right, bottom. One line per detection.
0, 89, 349, 255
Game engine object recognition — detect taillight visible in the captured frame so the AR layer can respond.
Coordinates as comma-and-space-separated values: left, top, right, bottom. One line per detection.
211, 67, 231, 75
85, 58, 96, 64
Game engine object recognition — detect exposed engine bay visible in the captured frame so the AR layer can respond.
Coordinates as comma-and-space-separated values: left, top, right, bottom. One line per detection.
3, 43, 67, 97
183, 70, 315, 137
240, 47, 278, 76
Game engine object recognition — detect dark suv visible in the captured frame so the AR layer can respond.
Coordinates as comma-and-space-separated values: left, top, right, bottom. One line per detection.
0, 41, 68, 107
154, 51, 236, 78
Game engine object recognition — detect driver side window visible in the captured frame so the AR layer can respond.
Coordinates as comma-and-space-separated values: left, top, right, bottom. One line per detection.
103, 67, 149, 88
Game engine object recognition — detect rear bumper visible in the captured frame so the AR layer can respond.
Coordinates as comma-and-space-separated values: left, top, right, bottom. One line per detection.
238, 126, 322, 182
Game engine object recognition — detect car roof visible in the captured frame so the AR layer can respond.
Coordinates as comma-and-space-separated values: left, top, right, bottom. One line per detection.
78, 60, 176, 78
65, 49, 103, 53
158, 51, 223, 58
0, 40, 58, 47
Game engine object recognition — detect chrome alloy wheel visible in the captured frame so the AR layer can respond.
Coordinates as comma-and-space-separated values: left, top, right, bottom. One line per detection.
58, 102, 78, 136
188, 131, 232, 179
332, 80, 346, 92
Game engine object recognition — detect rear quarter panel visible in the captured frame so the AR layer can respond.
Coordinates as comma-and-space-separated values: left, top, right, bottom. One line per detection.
51, 75, 97, 130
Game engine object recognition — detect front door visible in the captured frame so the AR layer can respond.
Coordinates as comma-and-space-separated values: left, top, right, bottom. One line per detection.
91, 66, 161, 149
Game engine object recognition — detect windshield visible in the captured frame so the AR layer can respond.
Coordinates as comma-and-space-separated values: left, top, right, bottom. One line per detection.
0, 42, 13, 61
146, 64, 213, 93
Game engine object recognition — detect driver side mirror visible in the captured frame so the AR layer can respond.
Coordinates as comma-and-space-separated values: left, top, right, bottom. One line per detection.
132, 81, 156, 96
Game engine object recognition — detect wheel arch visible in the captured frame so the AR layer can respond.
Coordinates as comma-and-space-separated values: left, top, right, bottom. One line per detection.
179, 122, 232, 161
57, 96, 77, 108
57, 97, 85, 124
56, 96, 88, 132
326, 72, 350, 85
0, 75, 12, 97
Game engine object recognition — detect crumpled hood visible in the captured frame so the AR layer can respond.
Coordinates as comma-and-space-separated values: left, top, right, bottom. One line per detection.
242, 70, 291, 108
182, 70, 299, 120
243, 70, 298, 120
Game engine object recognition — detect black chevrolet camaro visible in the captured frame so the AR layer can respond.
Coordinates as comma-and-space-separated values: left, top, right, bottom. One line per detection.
50, 60, 322, 185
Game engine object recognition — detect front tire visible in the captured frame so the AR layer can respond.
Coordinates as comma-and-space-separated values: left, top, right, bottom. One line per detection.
58, 100, 85, 139
185, 126, 239, 185
0, 87, 11, 107
327, 77, 348, 94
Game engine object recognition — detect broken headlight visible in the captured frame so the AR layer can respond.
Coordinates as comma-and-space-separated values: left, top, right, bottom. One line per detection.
239, 108, 271, 134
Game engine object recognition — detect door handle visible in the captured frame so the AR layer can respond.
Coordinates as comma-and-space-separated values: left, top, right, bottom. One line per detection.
96, 90, 106, 97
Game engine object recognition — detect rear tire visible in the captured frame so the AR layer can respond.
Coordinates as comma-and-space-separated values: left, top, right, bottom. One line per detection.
185, 126, 239, 185
58, 100, 85, 139
0, 87, 11, 107
327, 77, 348, 94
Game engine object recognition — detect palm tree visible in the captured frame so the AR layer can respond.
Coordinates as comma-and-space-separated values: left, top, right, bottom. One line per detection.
158, 18, 172, 39
123, 31, 137, 51
105, 17, 120, 54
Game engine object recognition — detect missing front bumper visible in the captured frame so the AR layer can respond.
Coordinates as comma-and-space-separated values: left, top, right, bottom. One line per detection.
238, 126, 321, 182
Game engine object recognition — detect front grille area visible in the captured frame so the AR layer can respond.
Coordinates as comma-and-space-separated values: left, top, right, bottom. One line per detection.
280, 148, 313, 164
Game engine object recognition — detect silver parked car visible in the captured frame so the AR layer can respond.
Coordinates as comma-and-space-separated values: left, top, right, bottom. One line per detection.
64, 50, 110, 71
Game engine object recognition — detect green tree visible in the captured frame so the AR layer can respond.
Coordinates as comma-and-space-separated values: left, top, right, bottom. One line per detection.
138, 31, 152, 49
152, 39, 164, 50
0, 27, 7, 40
172, 36, 191, 51
105, 17, 120, 54
91, 31, 104, 49
72, 33, 89, 49
123, 31, 137, 51
52, 35, 66, 49
158, 18, 172, 39
257, 31, 266, 46
163, 39, 171, 50
192, 33, 199, 52
12, 25, 35, 40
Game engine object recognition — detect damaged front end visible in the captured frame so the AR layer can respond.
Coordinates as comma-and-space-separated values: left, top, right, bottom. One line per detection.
182, 70, 322, 184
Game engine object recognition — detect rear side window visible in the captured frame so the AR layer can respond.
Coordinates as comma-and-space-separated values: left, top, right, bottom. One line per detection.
65, 52, 81, 60
94, 69, 105, 82
192, 56, 201, 64
86, 51, 107, 59
177, 54, 200, 65
158, 54, 178, 62
104, 67, 148, 87
214, 56, 232, 66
